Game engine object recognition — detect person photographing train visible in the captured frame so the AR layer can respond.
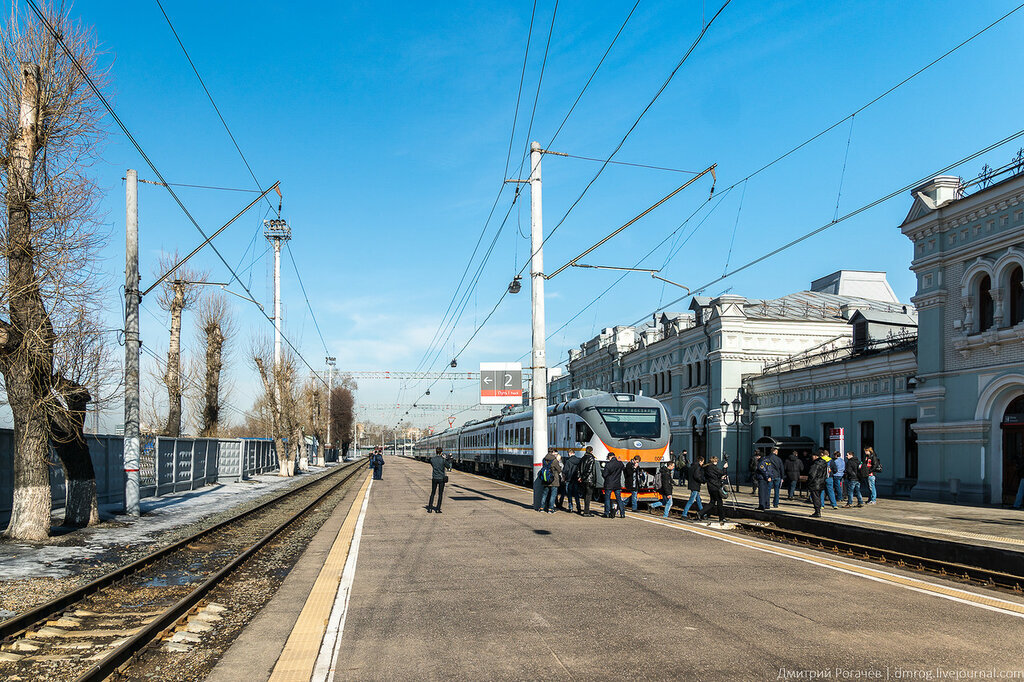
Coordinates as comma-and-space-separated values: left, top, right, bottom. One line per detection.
427, 446, 451, 514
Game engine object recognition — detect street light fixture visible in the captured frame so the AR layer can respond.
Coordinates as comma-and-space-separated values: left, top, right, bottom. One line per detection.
720, 390, 758, 492
508, 275, 522, 294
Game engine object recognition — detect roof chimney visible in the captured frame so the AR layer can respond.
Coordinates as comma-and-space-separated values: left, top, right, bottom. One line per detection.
911, 175, 961, 210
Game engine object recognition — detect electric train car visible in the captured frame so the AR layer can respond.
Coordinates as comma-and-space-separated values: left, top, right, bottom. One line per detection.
413, 392, 670, 501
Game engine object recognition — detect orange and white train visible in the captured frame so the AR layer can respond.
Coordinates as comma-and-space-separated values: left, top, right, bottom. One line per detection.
412, 392, 670, 498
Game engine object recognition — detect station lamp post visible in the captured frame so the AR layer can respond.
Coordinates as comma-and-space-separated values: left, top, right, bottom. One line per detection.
720, 391, 758, 492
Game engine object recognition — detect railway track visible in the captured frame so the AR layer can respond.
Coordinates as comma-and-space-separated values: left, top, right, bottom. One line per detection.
0, 460, 367, 681
729, 518, 1024, 593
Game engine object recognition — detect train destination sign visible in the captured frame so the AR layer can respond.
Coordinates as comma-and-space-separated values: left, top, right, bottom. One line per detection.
479, 362, 522, 405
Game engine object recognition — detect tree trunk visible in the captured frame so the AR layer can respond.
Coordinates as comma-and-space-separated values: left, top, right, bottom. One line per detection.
199, 321, 223, 437
163, 283, 185, 436
51, 383, 99, 527
1, 63, 56, 541
275, 437, 292, 477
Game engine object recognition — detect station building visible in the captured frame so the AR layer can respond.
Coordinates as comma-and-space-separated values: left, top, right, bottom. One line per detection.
549, 169, 1024, 505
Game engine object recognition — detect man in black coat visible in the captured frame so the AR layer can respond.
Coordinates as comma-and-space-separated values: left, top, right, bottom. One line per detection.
560, 452, 582, 513
427, 446, 452, 514
622, 456, 641, 513
699, 456, 728, 524
806, 451, 828, 518
784, 452, 804, 500
577, 447, 597, 516
602, 454, 625, 518
768, 448, 785, 508
682, 456, 705, 518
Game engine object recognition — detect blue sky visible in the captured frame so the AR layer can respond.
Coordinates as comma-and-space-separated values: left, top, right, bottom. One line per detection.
5, 1, 1024, 432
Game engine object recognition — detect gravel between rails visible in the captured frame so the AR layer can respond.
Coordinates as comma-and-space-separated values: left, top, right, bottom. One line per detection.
116, 478, 362, 682
0, 465, 361, 681
0, 465, 346, 619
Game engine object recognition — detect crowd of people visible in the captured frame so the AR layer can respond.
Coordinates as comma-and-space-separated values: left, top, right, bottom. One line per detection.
528, 446, 732, 524
422, 444, 890, 521
749, 446, 882, 518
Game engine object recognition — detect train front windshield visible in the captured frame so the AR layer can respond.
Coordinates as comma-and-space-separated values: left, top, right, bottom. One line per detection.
596, 407, 662, 439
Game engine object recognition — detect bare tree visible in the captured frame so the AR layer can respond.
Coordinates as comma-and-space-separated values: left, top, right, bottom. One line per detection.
329, 376, 356, 457
155, 252, 204, 437
0, 6, 109, 540
195, 292, 233, 437
252, 343, 301, 476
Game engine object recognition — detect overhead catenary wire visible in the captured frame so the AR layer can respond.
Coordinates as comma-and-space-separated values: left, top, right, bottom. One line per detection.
23, 0, 330, 388
628, 125, 1024, 328
285, 242, 330, 356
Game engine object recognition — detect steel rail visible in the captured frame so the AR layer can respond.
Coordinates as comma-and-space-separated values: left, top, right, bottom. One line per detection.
733, 521, 1024, 593
0, 460, 359, 641
75, 460, 367, 681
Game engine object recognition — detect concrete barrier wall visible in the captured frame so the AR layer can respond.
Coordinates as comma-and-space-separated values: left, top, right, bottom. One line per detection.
1, 430, 279, 515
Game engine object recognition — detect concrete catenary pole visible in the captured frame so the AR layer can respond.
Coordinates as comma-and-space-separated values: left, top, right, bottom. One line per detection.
326, 356, 336, 448
124, 169, 141, 516
272, 238, 282, 369
529, 141, 548, 482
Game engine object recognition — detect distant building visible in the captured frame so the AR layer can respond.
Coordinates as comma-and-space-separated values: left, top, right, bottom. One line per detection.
556, 271, 912, 479
901, 171, 1024, 504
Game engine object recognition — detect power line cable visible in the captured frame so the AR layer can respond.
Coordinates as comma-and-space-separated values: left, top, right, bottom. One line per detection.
153, 0, 276, 212
628, 125, 1024, 327
285, 242, 330, 355
24, 0, 330, 387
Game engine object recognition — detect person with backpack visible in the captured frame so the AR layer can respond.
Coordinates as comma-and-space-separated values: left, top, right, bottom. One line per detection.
682, 456, 705, 518
602, 454, 625, 518
577, 446, 598, 516
784, 452, 804, 500
560, 451, 581, 513
806, 450, 828, 518
648, 462, 675, 518
862, 447, 881, 504
699, 455, 728, 524
843, 451, 863, 508
768, 448, 785, 508
621, 455, 642, 513
427, 446, 452, 514
539, 449, 562, 513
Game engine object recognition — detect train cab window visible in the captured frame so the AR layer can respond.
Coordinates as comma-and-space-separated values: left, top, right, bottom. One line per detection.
575, 421, 594, 444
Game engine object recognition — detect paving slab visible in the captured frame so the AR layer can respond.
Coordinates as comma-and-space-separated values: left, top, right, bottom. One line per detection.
331, 458, 1024, 681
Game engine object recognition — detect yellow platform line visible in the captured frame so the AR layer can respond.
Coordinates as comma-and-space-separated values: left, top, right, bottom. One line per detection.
454, 468, 1024, 619
268, 472, 373, 682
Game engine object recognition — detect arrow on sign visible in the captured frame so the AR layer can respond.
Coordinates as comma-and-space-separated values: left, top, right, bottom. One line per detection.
483, 376, 493, 385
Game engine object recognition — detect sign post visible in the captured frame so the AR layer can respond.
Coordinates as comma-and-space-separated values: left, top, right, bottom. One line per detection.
479, 362, 523, 405
829, 427, 845, 455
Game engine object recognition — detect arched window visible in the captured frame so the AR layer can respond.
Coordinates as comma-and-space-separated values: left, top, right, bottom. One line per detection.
978, 275, 994, 331
1010, 266, 1024, 327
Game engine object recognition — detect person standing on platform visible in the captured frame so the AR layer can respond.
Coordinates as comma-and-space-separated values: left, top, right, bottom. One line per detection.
749, 451, 761, 495
832, 449, 846, 503
700, 456, 728, 524
843, 451, 863, 508
541, 449, 562, 513
370, 449, 384, 480
578, 446, 597, 516
806, 451, 827, 518
682, 456, 705, 518
560, 451, 581, 513
648, 461, 675, 518
821, 450, 838, 510
861, 447, 880, 504
622, 455, 641, 513
602, 454, 625, 518
755, 451, 776, 511
427, 446, 451, 514
768, 447, 785, 508
784, 451, 804, 500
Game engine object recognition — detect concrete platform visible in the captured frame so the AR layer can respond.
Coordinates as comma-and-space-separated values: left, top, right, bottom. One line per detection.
209, 457, 1024, 681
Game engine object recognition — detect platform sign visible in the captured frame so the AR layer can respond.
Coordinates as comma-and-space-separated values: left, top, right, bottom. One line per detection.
829, 427, 844, 454
479, 362, 522, 405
